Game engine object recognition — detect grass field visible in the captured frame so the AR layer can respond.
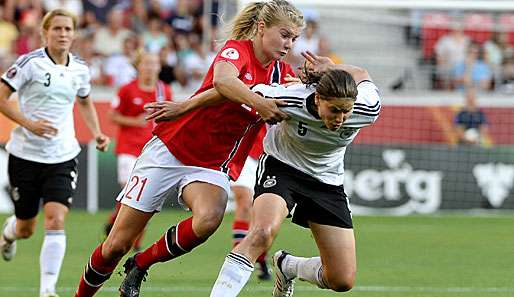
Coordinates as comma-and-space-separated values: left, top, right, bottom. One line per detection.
1, 210, 514, 297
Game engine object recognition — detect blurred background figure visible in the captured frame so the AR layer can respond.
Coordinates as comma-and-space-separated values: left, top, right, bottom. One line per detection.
452, 42, 493, 91
434, 23, 470, 90
454, 87, 489, 145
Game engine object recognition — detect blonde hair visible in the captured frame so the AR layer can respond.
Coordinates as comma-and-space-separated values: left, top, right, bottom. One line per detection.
41, 9, 78, 31
229, 0, 304, 40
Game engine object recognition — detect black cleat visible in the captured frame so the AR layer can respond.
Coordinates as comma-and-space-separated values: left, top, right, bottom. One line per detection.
257, 259, 272, 281
119, 255, 148, 297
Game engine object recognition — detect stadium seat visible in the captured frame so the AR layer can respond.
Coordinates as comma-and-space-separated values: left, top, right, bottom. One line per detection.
421, 12, 451, 62
463, 12, 494, 44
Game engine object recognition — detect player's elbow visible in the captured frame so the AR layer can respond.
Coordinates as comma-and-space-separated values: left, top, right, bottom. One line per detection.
212, 76, 233, 96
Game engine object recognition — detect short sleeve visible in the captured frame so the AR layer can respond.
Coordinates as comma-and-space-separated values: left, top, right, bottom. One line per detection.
77, 68, 91, 98
352, 81, 381, 125
1, 56, 33, 92
113, 86, 127, 113
213, 40, 249, 74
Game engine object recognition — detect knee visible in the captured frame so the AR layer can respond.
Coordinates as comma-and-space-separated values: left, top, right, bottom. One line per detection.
193, 207, 225, 237
16, 225, 34, 239
248, 226, 275, 250
325, 271, 355, 292
102, 236, 132, 261
44, 214, 65, 230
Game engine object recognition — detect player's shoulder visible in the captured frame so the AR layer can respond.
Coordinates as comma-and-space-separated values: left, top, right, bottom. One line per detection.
354, 80, 381, 117
14, 48, 46, 68
219, 39, 252, 59
69, 52, 90, 71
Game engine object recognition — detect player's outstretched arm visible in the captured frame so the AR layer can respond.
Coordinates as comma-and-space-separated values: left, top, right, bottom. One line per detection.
144, 88, 226, 122
301, 51, 371, 84
213, 61, 288, 124
76, 95, 110, 152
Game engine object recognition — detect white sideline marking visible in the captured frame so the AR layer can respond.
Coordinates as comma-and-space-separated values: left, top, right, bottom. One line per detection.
1, 285, 514, 293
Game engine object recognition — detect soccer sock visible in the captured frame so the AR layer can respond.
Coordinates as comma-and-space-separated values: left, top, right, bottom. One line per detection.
283, 255, 328, 289
210, 252, 254, 297
75, 244, 119, 297
39, 230, 66, 295
256, 251, 268, 264
232, 220, 249, 247
134, 216, 206, 270
2, 215, 17, 242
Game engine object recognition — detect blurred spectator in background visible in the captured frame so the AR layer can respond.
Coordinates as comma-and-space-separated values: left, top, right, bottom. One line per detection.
43, 0, 83, 16
103, 35, 138, 87
454, 87, 489, 145
142, 15, 168, 53
93, 8, 131, 57
318, 36, 343, 64
484, 32, 513, 88
0, 6, 18, 57
453, 42, 493, 91
180, 33, 215, 90
74, 35, 107, 85
500, 54, 514, 92
434, 24, 470, 89
82, 0, 117, 24
129, 0, 149, 34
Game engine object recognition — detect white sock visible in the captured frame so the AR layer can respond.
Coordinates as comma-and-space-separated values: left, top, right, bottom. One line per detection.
282, 255, 327, 288
3, 215, 17, 241
40, 230, 66, 296
210, 252, 254, 297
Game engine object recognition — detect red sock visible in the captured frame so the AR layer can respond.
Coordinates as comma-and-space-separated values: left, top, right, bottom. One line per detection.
257, 251, 267, 263
75, 244, 119, 297
232, 220, 249, 247
134, 217, 206, 270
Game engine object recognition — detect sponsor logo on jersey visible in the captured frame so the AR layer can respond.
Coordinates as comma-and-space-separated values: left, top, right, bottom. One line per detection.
6, 67, 17, 79
220, 48, 240, 60
263, 176, 277, 188
244, 72, 253, 81
133, 97, 143, 105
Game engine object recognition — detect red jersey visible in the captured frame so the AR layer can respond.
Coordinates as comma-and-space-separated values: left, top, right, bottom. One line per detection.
153, 39, 294, 180
113, 80, 172, 156
249, 125, 266, 160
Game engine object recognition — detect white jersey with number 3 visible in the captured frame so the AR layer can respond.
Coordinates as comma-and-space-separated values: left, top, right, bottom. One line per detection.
1, 48, 91, 164
252, 80, 381, 186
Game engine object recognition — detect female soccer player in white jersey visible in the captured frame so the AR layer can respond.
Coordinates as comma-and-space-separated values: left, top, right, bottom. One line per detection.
206, 54, 381, 296
0, 9, 109, 297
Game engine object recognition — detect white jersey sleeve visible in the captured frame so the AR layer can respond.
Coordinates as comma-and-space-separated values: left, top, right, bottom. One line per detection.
345, 80, 381, 128
73, 55, 91, 98
1, 52, 40, 91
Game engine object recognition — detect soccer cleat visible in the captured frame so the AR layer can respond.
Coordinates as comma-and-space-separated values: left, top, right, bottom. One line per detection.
272, 250, 295, 297
119, 255, 148, 297
256, 258, 272, 280
0, 216, 17, 261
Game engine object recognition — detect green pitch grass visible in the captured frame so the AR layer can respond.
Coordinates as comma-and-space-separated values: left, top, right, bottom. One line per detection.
1, 210, 513, 297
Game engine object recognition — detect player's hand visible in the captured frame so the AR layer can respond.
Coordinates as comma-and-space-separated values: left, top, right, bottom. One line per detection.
26, 119, 58, 139
301, 51, 335, 74
282, 74, 302, 87
94, 133, 110, 152
144, 101, 187, 122
134, 114, 148, 127
254, 99, 289, 125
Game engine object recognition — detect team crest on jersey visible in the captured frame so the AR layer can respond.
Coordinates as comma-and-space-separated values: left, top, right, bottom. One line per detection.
133, 97, 143, 105
220, 48, 240, 60
339, 127, 357, 138
244, 72, 253, 80
6, 67, 17, 79
263, 176, 277, 188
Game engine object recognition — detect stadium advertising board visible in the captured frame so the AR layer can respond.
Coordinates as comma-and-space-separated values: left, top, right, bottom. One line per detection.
345, 144, 514, 214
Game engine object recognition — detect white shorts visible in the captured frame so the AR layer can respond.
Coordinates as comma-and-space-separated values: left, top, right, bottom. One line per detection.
117, 154, 137, 185
230, 156, 258, 190
116, 136, 231, 212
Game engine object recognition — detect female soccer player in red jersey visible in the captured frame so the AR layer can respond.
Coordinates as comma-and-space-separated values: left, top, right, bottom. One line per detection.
104, 51, 172, 251
74, 1, 304, 297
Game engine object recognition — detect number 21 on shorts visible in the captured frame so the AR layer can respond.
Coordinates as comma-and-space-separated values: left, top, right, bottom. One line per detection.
124, 175, 148, 202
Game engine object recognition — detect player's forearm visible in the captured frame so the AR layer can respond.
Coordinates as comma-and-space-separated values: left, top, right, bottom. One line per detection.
183, 88, 226, 111
328, 64, 371, 84
77, 97, 103, 137
213, 75, 264, 108
0, 100, 33, 129
110, 112, 143, 127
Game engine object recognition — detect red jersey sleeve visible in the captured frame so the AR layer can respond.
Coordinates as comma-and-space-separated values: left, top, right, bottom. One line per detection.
213, 40, 250, 75
113, 84, 128, 114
